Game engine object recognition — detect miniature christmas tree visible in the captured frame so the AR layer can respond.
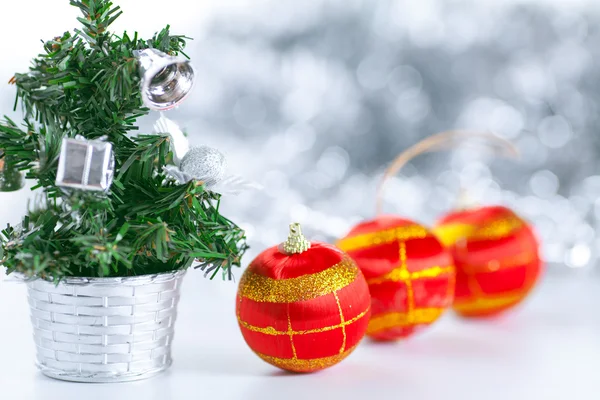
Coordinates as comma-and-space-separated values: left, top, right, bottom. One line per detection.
0, 0, 248, 281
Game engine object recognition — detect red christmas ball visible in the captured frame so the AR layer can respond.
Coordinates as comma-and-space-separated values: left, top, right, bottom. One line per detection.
236, 224, 371, 373
434, 205, 543, 317
337, 216, 455, 341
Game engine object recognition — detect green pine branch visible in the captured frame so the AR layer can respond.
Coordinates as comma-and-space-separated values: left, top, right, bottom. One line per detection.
0, 0, 248, 281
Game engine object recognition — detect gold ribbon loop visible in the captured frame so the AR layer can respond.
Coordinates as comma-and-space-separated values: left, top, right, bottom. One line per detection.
376, 130, 519, 215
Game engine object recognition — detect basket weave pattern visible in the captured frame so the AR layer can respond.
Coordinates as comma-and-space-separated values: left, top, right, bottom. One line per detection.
26, 270, 186, 382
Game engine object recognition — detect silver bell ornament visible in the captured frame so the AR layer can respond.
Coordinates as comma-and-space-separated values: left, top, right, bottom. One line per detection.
55, 137, 115, 192
0, 150, 25, 192
135, 48, 195, 111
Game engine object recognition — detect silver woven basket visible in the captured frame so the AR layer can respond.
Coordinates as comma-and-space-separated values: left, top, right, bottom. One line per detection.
26, 270, 186, 383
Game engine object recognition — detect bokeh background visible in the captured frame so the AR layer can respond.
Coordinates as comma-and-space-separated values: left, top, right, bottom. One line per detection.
1, 2, 599, 399
1, 0, 599, 277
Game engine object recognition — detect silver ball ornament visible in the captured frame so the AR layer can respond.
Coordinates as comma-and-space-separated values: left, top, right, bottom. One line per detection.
179, 146, 226, 186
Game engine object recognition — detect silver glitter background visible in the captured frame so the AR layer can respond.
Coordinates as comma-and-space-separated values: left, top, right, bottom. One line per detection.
1, 0, 598, 276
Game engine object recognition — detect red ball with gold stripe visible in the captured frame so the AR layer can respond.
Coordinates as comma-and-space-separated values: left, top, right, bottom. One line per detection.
236, 223, 371, 373
337, 216, 455, 341
434, 205, 543, 318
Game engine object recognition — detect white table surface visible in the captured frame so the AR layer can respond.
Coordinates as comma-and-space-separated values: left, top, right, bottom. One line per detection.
0, 272, 598, 400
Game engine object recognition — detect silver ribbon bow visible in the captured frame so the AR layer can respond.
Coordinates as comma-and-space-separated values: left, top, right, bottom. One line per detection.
154, 115, 261, 194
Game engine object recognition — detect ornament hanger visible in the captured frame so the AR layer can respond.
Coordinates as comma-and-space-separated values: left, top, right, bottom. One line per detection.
376, 130, 519, 215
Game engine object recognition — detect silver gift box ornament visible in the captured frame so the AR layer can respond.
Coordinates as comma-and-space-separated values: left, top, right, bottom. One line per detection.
56, 138, 115, 191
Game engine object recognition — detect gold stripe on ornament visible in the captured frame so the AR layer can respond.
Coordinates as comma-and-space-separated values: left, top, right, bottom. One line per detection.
367, 265, 455, 285
453, 290, 528, 314
435, 216, 525, 245
432, 223, 476, 247
470, 216, 524, 241
336, 225, 429, 253
238, 306, 370, 336
255, 344, 358, 372
366, 307, 446, 335
399, 242, 416, 326
287, 306, 298, 359
238, 256, 358, 303
333, 291, 347, 354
